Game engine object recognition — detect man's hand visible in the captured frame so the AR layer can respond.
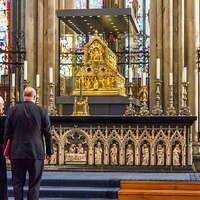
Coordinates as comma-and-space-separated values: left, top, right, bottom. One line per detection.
46, 155, 52, 162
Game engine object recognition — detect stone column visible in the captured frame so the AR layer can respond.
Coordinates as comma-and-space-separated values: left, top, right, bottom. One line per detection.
20, 0, 25, 34
25, 0, 36, 86
37, 0, 44, 105
65, 0, 74, 9
149, 0, 158, 110
185, 0, 199, 139
162, 0, 173, 112
42, 0, 56, 107
175, 0, 185, 112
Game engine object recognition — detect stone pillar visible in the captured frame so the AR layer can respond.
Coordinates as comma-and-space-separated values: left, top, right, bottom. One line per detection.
20, 0, 25, 34
149, 0, 158, 110
175, 0, 185, 112
185, 0, 199, 140
37, 0, 44, 105
25, 0, 36, 86
42, 0, 56, 107
162, 0, 173, 112
65, 0, 74, 9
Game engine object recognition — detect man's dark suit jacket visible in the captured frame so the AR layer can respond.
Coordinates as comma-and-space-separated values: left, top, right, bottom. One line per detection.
4, 101, 53, 159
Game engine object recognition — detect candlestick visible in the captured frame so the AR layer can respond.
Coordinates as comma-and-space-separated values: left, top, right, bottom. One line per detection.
12, 73, 15, 87
166, 85, 176, 115
142, 72, 146, 86
49, 67, 53, 83
179, 82, 191, 116
128, 67, 132, 83
151, 80, 163, 115
24, 60, 28, 81
156, 58, 160, 79
36, 74, 40, 87
139, 86, 149, 116
182, 67, 187, 83
124, 82, 136, 116
10, 85, 15, 107
48, 82, 57, 115
169, 72, 173, 86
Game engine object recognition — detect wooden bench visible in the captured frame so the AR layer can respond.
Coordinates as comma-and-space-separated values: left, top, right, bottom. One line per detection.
118, 180, 200, 200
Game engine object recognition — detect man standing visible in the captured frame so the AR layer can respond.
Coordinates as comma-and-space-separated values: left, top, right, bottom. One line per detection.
4, 87, 53, 200
0, 96, 8, 200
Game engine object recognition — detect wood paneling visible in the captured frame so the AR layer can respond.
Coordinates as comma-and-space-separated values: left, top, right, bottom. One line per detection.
118, 180, 200, 200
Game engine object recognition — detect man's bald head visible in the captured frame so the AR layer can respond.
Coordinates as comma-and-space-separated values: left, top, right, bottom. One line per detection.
23, 87, 36, 102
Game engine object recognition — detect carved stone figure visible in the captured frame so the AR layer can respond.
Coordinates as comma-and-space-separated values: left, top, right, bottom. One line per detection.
69, 144, 76, 154
77, 143, 84, 154
65, 143, 87, 164
110, 144, 118, 165
126, 144, 134, 165
95, 142, 103, 165
156, 144, 164, 165
141, 144, 149, 165
173, 143, 181, 166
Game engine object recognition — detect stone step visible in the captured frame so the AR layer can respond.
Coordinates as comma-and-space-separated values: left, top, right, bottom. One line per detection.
8, 186, 119, 198
8, 198, 117, 200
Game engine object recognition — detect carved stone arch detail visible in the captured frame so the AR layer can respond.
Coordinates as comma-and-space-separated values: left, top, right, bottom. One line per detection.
108, 134, 121, 146
92, 131, 105, 142
171, 129, 183, 140
154, 128, 168, 141
122, 131, 137, 146
63, 129, 89, 165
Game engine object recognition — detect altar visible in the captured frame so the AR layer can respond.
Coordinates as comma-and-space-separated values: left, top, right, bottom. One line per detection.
44, 115, 196, 171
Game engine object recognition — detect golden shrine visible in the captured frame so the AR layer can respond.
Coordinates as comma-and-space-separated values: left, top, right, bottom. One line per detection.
72, 32, 126, 96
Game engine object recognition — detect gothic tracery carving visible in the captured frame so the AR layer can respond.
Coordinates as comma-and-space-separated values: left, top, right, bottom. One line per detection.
49, 125, 188, 167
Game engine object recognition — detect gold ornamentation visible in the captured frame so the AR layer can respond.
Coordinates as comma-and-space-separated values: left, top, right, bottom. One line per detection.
72, 97, 89, 116
72, 33, 125, 96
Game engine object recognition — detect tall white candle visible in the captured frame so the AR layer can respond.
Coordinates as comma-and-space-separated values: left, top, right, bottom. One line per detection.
128, 67, 132, 83
36, 74, 40, 87
169, 72, 173, 86
24, 60, 28, 80
182, 67, 187, 82
156, 58, 160, 79
12, 73, 15, 87
49, 67, 53, 83
142, 72, 146, 86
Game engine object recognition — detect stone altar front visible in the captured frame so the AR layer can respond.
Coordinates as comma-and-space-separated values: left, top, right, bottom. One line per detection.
47, 115, 196, 171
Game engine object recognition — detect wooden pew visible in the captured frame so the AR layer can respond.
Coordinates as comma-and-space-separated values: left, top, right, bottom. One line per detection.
118, 180, 200, 200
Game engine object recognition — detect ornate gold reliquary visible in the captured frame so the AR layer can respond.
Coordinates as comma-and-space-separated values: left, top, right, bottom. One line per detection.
72, 33, 126, 96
